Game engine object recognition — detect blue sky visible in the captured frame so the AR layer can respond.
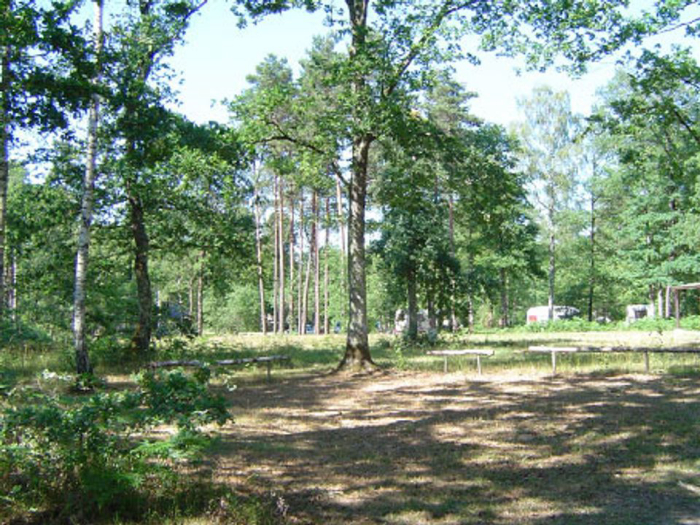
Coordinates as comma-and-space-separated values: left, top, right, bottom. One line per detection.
164, 1, 699, 128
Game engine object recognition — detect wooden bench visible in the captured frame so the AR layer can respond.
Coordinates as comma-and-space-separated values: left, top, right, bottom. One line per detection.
528, 345, 700, 374
147, 355, 291, 381
427, 349, 494, 375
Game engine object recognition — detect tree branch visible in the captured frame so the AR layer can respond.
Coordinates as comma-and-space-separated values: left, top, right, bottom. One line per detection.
383, 0, 478, 98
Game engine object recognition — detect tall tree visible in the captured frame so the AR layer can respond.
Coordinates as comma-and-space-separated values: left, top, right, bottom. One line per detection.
107, 0, 207, 354
242, 0, 673, 371
73, 0, 105, 375
516, 87, 579, 321
1, 0, 88, 319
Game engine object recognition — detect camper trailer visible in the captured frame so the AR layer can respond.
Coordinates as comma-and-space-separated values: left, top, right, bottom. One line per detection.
526, 305, 580, 324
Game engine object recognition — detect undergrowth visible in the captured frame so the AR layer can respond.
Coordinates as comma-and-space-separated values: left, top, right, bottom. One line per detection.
0, 367, 244, 524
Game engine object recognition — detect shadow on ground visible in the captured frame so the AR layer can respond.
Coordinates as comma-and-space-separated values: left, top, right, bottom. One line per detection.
212, 371, 700, 524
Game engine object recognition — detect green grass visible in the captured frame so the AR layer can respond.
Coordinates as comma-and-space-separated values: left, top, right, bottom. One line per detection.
4, 328, 700, 523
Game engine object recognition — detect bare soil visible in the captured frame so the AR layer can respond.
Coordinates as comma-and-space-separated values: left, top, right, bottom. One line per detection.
212, 370, 700, 524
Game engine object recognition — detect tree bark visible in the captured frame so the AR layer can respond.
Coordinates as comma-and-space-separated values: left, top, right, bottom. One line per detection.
547, 201, 556, 322
0, 21, 10, 320
196, 256, 204, 336
313, 190, 320, 334
289, 190, 295, 333
324, 197, 330, 335
253, 168, 266, 335
272, 175, 278, 333
302, 229, 312, 334
73, 0, 104, 375
128, 190, 152, 354
297, 190, 304, 333
588, 189, 596, 322
448, 193, 457, 331
278, 176, 285, 333
407, 268, 418, 340
338, 135, 376, 371
499, 268, 509, 328
6, 251, 15, 317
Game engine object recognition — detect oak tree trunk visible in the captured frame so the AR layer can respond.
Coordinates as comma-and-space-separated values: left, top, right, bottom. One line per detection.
128, 191, 152, 354
337, 135, 376, 371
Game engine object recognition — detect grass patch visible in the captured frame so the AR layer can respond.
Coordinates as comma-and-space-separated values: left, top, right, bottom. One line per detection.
4, 328, 700, 523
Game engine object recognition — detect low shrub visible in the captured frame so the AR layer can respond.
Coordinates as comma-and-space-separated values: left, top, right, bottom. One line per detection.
0, 368, 231, 522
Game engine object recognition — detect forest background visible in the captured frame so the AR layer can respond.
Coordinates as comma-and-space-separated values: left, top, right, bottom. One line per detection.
2, 0, 700, 372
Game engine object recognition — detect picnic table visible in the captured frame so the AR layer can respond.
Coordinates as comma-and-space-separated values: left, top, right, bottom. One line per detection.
147, 355, 291, 381
427, 349, 494, 375
528, 345, 700, 374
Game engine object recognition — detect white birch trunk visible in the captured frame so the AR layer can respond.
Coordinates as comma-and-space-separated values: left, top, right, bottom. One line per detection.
73, 0, 104, 375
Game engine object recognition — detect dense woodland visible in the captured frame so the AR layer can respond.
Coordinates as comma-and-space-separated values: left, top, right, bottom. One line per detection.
1, 0, 699, 373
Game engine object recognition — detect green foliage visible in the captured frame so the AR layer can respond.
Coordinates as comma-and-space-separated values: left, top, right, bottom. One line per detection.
0, 369, 231, 520
205, 284, 262, 333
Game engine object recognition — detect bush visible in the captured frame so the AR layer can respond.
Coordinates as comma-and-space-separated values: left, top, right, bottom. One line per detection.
0, 368, 231, 522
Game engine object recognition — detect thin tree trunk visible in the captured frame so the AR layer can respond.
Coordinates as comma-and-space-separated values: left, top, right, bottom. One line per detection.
196, 258, 204, 336
188, 275, 194, 318
0, 20, 10, 320
297, 190, 304, 333
335, 175, 346, 257
278, 177, 285, 333
448, 193, 457, 331
407, 268, 418, 340
547, 204, 556, 322
338, 135, 376, 371
7, 251, 15, 317
665, 285, 672, 319
313, 190, 320, 334
335, 175, 348, 324
499, 268, 508, 328
588, 186, 597, 322
289, 191, 295, 334
272, 175, 278, 333
467, 227, 474, 333
324, 197, 330, 335
73, 0, 104, 374
302, 232, 312, 335
253, 170, 266, 335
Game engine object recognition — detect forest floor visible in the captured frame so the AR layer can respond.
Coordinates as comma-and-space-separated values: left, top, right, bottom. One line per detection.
205, 331, 700, 524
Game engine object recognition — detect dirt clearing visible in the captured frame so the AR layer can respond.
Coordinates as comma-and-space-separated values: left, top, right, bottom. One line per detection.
211, 370, 700, 524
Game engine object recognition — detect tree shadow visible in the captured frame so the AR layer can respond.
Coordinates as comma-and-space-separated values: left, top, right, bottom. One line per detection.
213, 372, 700, 524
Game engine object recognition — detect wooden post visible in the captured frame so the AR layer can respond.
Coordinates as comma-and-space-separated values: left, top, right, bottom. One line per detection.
644, 351, 650, 373
675, 289, 680, 328
443, 355, 448, 373
551, 350, 557, 375
477, 355, 482, 375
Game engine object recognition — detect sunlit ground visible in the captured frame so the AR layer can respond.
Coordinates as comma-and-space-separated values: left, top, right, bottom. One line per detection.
195, 331, 700, 524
